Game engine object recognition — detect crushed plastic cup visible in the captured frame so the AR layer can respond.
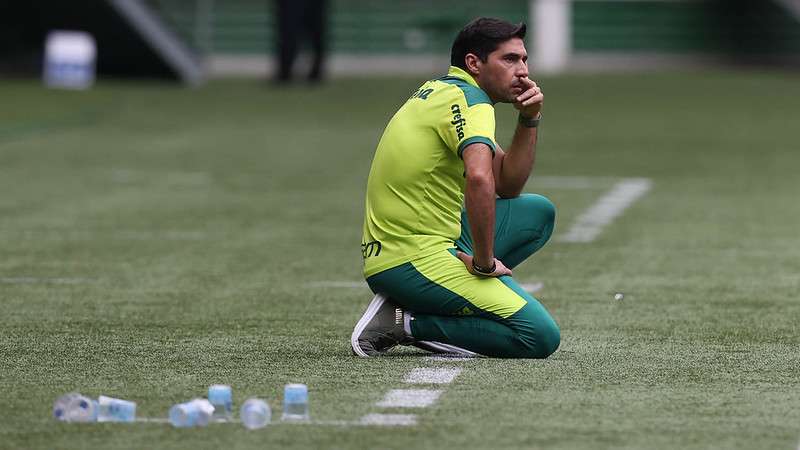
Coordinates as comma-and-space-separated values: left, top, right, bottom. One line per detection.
97, 395, 136, 422
169, 398, 214, 428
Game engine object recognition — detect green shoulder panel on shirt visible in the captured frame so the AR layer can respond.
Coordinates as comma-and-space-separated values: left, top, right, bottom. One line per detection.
458, 136, 496, 158
439, 76, 492, 107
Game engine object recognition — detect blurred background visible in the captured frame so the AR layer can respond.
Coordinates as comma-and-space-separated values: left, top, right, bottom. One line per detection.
1, 0, 799, 83
2, 3, 800, 449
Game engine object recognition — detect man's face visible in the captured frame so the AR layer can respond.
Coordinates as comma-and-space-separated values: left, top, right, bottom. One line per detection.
472, 37, 529, 103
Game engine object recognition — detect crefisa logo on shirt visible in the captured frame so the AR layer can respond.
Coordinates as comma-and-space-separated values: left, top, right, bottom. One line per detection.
451, 104, 466, 140
361, 240, 382, 259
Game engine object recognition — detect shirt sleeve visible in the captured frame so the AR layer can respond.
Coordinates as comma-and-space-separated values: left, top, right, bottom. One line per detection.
437, 100, 496, 159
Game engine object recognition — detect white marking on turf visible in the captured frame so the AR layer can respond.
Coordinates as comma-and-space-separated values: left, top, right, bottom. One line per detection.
424, 355, 475, 362
359, 413, 417, 426
376, 389, 442, 408
275, 419, 353, 426
404, 368, 462, 384
136, 417, 170, 423
0, 277, 96, 285
137, 417, 362, 426
558, 178, 652, 243
519, 282, 543, 293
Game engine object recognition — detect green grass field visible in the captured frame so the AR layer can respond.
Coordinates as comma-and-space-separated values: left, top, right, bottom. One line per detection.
1, 70, 799, 450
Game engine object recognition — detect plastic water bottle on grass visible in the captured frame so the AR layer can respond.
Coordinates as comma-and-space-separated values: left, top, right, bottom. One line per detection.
61, 394, 98, 422
97, 395, 136, 422
281, 384, 309, 421
240, 398, 271, 430
53, 393, 80, 421
169, 399, 214, 428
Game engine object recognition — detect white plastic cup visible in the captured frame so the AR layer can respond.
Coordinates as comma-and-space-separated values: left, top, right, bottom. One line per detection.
207, 384, 232, 420
240, 398, 271, 430
169, 398, 214, 428
281, 383, 309, 421
97, 395, 136, 422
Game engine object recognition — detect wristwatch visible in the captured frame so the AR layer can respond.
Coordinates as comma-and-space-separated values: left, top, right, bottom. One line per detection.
472, 260, 496, 276
518, 113, 541, 128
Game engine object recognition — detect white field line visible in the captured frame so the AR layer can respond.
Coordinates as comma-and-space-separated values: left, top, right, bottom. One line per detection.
359, 414, 417, 426
375, 389, 442, 408
0, 277, 96, 285
424, 355, 476, 362
404, 368, 462, 384
519, 282, 543, 293
136, 417, 170, 423
558, 178, 652, 243
136, 416, 419, 427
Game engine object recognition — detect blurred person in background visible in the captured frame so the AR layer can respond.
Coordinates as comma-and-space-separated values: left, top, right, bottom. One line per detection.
352, 18, 560, 359
274, 0, 327, 83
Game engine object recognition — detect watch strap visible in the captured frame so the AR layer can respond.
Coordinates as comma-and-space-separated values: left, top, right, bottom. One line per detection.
518, 113, 541, 128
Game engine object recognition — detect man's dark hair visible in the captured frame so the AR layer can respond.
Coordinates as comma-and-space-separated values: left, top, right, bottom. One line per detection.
450, 17, 526, 71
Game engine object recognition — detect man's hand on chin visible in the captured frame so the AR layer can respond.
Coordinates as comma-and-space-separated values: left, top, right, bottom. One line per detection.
513, 77, 543, 119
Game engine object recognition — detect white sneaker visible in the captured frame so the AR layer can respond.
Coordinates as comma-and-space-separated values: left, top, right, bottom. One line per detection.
350, 294, 412, 357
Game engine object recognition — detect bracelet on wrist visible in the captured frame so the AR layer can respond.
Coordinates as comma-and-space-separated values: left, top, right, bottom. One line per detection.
472, 260, 496, 275
518, 113, 541, 128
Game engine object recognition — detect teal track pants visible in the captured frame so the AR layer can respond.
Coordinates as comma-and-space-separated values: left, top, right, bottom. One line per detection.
366, 194, 560, 358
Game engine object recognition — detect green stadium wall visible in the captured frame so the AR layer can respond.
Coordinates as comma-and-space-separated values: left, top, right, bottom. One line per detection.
150, 0, 800, 55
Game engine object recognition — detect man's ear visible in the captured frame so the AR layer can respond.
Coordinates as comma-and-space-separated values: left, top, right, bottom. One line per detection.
464, 53, 481, 76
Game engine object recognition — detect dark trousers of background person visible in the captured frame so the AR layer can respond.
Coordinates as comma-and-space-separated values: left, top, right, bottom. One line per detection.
275, 0, 326, 82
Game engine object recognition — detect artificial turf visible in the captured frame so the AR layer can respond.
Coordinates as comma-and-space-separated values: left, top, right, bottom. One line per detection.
1, 70, 799, 449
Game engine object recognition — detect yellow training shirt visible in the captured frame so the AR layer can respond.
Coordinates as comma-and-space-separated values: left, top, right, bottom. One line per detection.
362, 66, 497, 277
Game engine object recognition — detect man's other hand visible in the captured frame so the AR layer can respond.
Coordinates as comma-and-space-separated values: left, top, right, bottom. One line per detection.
513, 77, 543, 119
456, 251, 513, 277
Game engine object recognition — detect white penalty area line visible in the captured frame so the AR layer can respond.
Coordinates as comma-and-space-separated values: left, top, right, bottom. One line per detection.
364, 362, 464, 425
424, 355, 476, 362
375, 389, 442, 408
135, 417, 406, 427
358, 413, 417, 426
558, 178, 652, 243
404, 368, 462, 384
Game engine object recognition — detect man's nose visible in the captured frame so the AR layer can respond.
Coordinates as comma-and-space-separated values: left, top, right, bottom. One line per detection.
516, 62, 529, 77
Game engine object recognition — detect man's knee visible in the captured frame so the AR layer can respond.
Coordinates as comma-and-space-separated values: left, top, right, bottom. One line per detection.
529, 319, 560, 358
520, 193, 556, 227
509, 305, 561, 358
